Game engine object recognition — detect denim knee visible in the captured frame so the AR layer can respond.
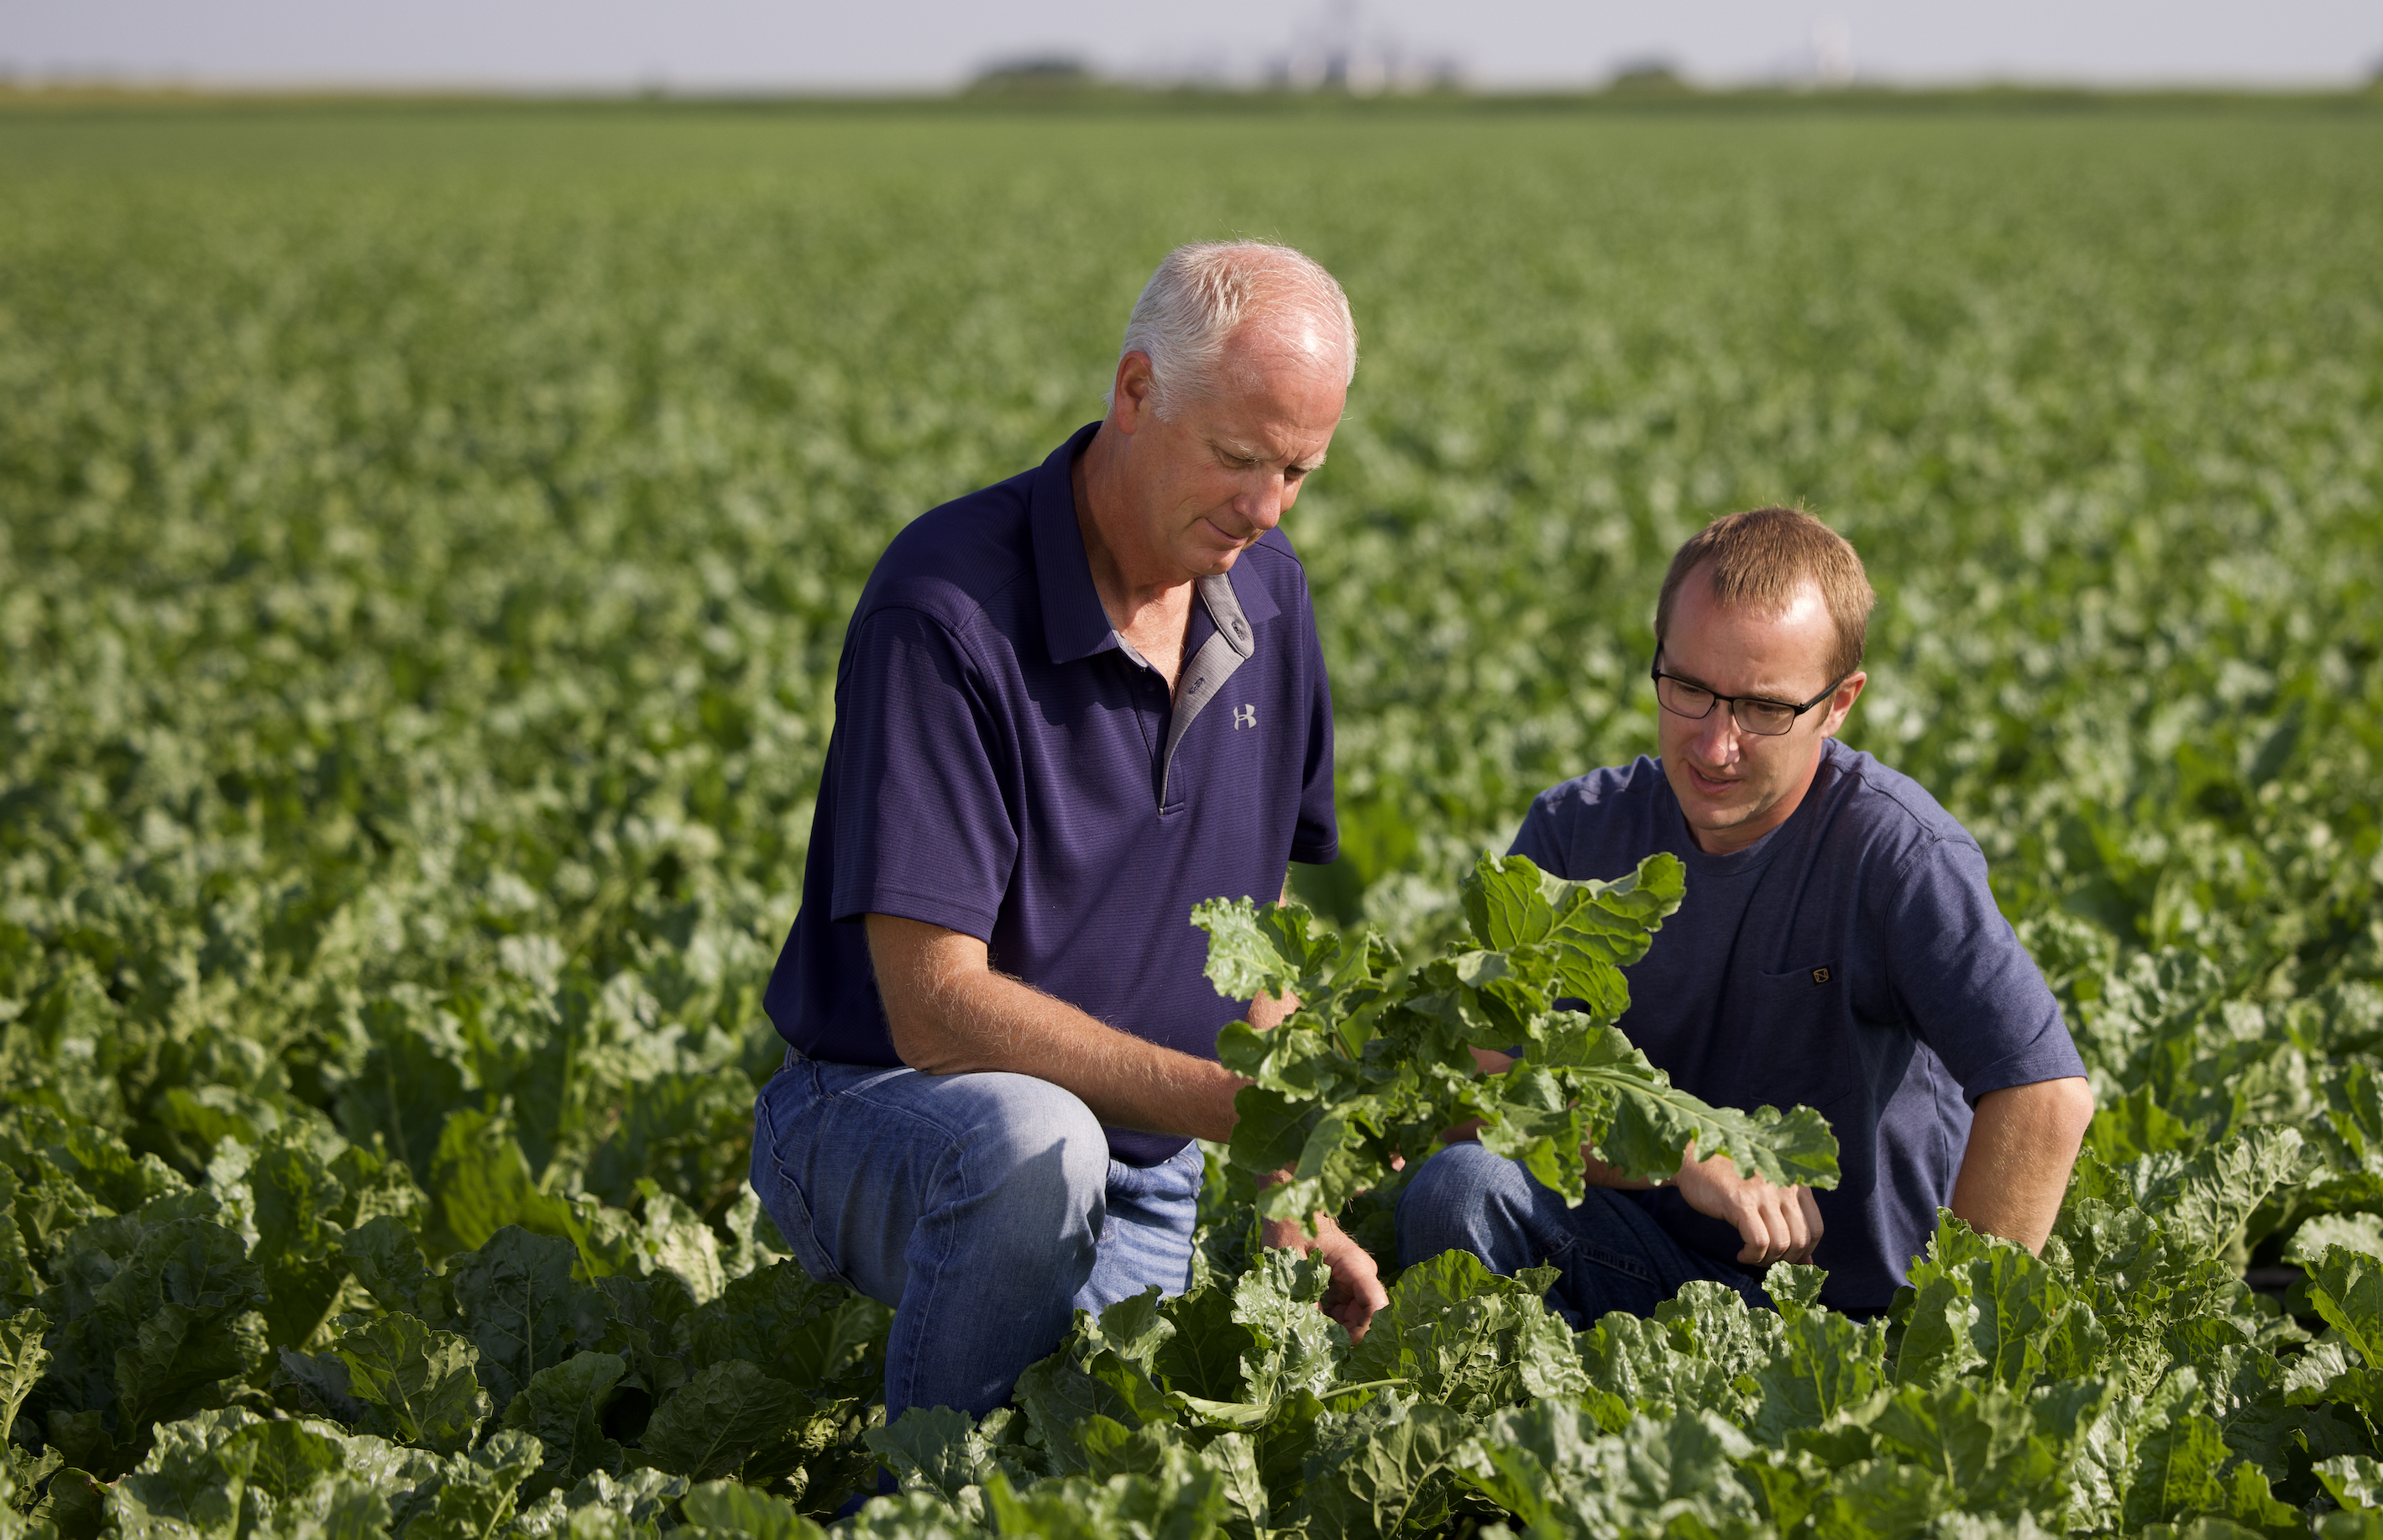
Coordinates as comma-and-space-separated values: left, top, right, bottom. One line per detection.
939, 1073, 1111, 1244
1396, 1140, 1528, 1269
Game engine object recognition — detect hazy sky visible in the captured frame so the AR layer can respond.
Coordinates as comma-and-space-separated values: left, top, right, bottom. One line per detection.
7, 0, 2380, 92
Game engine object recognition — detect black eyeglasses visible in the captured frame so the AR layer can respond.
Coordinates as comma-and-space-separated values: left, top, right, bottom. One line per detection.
1650, 655, 1846, 737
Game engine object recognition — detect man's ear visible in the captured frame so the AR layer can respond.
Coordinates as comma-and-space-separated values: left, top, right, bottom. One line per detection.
1110, 351, 1157, 433
1820, 671, 1867, 737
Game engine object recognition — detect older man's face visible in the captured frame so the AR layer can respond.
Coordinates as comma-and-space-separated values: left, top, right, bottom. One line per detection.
1124, 325, 1346, 579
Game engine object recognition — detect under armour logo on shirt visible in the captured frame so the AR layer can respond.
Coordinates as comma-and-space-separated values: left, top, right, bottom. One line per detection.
1233, 705, 1257, 730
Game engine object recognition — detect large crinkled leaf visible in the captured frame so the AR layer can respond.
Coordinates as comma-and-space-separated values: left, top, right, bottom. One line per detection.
1296, 1395, 1474, 1540
2083, 1083, 2201, 1167
340, 1215, 447, 1326
865, 1406, 984, 1506
615, 1183, 727, 1306
500, 1349, 627, 1497
323, 1314, 487, 1454
2318, 1454, 2383, 1511
447, 1225, 587, 1412
1652, 1280, 1789, 1384
517, 1466, 688, 1538
1864, 1379, 2066, 1523
333, 1000, 475, 1183
2304, 1245, 2383, 1365
1228, 1248, 1348, 1404
1460, 856, 1560, 951
982, 1445, 1226, 1540
1150, 1282, 1258, 1411
2122, 1412, 2234, 1531
106, 1427, 252, 1540
226, 1417, 343, 1503
2286, 1214, 2383, 1267
1, 1308, 50, 1449
634, 1359, 808, 1483
1577, 1310, 1742, 1432
1804, 1458, 1956, 1540
400, 1428, 543, 1540
1192, 896, 1354, 1007
1085, 1287, 1176, 1378
583, 1071, 754, 1217
1012, 1321, 1178, 1472
0, 1169, 41, 1310
1579, 1054, 1841, 1192
1341, 1250, 1582, 1412
246, 1134, 358, 1353
1742, 1308, 1893, 1448
678, 1479, 828, 1540
1899, 1216, 2105, 1390
39, 1211, 270, 1454
838, 1489, 988, 1539
1454, 1398, 1605, 1532
2066, 1129, 2302, 1260
427, 1112, 579, 1258
1462, 1401, 1764, 1539
679, 1258, 886, 1401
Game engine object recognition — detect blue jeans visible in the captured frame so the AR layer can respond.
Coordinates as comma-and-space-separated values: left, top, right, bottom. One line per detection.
750, 1052, 1205, 1420
1396, 1142, 1768, 1328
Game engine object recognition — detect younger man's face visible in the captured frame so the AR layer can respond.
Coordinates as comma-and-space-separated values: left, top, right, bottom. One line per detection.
1656, 570, 1865, 855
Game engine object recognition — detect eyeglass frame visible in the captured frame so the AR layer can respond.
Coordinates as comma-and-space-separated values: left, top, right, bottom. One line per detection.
1648, 651, 1851, 737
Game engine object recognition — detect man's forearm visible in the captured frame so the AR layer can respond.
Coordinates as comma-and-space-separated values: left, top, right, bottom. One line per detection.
1947, 1076, 2095, 1254
1581, 1151, 1658, 1190
869, 914, 1244, 1141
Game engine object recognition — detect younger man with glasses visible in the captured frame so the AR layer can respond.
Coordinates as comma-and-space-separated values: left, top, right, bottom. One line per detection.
1396, 507, 2093, 1320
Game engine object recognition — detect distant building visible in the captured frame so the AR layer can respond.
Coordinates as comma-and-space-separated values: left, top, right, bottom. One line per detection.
966, 55, 1096, 93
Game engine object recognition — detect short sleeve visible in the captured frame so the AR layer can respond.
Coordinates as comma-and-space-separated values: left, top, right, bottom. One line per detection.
1882, 837, 2087, 1101
825, 606, 1019, 940
1290, 595, 1339, 865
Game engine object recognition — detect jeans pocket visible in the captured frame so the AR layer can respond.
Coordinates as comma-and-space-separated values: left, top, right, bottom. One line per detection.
752, 1070, 859, 1291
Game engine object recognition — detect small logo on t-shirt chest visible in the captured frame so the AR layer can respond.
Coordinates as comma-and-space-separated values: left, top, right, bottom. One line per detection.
1810, 966, 1832, 985
1233, 705, 1257, 730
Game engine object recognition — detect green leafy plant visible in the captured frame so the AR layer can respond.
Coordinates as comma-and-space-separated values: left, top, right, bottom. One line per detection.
1197, 851, 1841, 1224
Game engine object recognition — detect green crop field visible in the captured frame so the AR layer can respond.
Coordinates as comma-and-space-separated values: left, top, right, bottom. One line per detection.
3, 99, 2382, 1540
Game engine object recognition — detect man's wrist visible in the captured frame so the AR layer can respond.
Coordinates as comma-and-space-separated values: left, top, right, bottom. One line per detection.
1259, 1214, 1316, 1250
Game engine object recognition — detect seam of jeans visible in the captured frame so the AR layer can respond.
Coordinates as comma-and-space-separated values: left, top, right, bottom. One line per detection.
1573, 1236, 1658, 1285
887, 1137, 971, 1417
755, 1072, 864, 1292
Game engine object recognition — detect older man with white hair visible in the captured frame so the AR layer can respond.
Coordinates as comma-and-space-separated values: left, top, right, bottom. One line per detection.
752, 241, 1384, 1423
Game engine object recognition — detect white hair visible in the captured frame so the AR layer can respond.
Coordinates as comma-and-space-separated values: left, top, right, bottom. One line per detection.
1108, 241, 1358, 419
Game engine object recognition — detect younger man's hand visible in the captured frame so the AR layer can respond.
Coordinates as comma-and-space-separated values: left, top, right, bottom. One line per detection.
1670, 1144, 1823, 1266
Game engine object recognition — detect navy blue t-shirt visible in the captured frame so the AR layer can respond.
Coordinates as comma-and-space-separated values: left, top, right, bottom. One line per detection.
764, 423, 1339, 1165
1510, 738, 2086, 1312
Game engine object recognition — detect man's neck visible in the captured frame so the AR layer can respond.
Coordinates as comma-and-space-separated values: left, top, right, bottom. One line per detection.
1072, 426, 1192, 630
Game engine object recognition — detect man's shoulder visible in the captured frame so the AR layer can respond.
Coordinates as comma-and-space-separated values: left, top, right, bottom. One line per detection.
1512, 757, 1668, 876
1236, 527, 1307, 577
1529, 757, 1668, 820
1815, 741, 1980, 864
851, 469, 1040, 637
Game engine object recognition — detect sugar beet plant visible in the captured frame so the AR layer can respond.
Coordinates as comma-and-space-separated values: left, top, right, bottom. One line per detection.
1196, 851, 1838, 1226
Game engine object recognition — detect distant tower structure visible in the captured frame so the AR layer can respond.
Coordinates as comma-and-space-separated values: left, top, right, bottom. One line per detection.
1322, 0, 1357, 90
1812, 16, 1856, 86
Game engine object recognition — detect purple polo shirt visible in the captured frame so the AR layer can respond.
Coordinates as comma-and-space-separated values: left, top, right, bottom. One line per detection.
764, 423, 1339, 1165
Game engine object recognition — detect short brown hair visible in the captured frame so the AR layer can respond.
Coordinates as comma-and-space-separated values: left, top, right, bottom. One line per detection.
1654, 507, 1878, 684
